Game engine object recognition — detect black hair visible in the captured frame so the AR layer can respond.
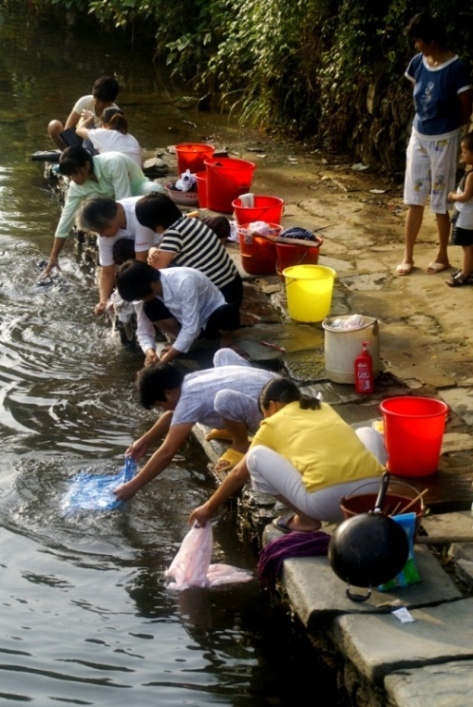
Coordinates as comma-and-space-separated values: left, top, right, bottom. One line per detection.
76, 196, 118, 231
258, 378, 321, 414
116, 260, 161, 301
92, 76, 120, 102
135, 193, 182, 230
58, 146, 94, 176
136, 363, 184, 408
102, 108, 128, 135
113, 238, 136, 265
461, 132, 473, 152
406, 13, 447, 47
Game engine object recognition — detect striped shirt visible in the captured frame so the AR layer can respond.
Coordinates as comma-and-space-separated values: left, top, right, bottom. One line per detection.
158, 216, 238, 289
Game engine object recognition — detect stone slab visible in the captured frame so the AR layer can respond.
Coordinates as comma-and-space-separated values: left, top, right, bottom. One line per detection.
278, 545, 461, 629
385, 660, 473, 707
439, 388, 473, 427
330, 597, 473, 685
422, 511, 473, 538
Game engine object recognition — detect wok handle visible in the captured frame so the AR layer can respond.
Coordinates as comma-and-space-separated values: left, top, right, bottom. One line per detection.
346, 586, 372, 603
374, 471, 391, 514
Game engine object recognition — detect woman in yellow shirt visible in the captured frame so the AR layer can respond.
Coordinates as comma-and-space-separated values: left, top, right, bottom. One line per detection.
190, 378, 385, 533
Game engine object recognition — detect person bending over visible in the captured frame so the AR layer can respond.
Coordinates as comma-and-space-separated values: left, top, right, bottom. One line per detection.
42, 147, 163, 278
114, 348, 276, 499
116, 260, 240, 365
76, 195, 158, 315
136, 193, 242, 307
189, 378, 386, 533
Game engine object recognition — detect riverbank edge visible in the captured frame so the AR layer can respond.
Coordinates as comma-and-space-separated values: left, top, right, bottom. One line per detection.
191, 274, 473, 707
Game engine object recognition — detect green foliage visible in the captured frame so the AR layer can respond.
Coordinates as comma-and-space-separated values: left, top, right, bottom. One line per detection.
24, 0, 473, 172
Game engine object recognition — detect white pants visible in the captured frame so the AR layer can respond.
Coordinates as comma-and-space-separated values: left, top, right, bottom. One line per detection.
247, 428, 385, 524
403, 131, 459, 213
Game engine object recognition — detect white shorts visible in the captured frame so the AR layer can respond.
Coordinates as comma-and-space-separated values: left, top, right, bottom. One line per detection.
403, 131, 460, 213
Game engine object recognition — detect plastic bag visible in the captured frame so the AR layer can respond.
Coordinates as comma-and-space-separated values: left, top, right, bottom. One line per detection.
61, 456, 137, 514
378, 512, 421, 591
175, 169, 197, 192
165, 522, 253, 590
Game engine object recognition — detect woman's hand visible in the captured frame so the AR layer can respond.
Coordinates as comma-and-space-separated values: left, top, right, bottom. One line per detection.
189, 503, 213, 527
125, 439, 149, 462
113, 478, 140, 501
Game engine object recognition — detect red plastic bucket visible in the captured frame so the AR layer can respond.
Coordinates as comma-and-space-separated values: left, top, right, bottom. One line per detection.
175, 143, 215, 175
205, 158, 256, 213
379, 396, 449, 477
195, 171, 207, 208
275, 238, 323, 279
232, 195, 285, 225
238, 223, 281, 275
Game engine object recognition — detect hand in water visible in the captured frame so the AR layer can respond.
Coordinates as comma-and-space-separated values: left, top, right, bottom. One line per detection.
125, 440, 148, 461
113, 479, 138, 501
40, 257, 60, 279
94, 302, 107, 316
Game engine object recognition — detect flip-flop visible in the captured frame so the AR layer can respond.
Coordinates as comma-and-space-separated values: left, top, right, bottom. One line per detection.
272, 514, 321, 534
426, 261, 451, 274
213, 448, 245, 474
205, 428, 234, 442
395, 262, 414, 276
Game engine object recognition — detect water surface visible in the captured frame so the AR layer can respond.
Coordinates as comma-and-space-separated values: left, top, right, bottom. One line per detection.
0, 5, 339, 704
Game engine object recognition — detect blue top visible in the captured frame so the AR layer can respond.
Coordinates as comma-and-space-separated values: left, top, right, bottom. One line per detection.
405, 54, 472, 138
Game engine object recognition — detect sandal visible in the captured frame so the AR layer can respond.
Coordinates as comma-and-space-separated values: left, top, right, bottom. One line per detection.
446, 272, 473, 287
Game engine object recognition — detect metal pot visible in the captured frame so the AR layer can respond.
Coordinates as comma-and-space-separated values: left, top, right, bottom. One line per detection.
328, 472, 409, 602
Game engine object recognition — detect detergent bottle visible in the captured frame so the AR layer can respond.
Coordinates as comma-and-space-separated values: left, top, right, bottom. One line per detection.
354, 341, 374, 394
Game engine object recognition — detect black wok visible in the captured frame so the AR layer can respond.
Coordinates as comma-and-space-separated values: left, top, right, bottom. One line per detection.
328, 472, 409, 602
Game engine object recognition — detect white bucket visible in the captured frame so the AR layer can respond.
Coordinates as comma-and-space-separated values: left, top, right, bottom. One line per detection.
322, 315, 380, 384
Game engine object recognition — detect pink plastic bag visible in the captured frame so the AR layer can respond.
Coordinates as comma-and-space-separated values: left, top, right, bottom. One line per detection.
165, 523, 252, 590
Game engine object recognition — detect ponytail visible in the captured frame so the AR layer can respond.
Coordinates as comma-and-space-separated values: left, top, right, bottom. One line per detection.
258, 377, 320, 413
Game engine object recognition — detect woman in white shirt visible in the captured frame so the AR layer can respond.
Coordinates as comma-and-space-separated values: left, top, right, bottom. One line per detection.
76, 107, 142, 166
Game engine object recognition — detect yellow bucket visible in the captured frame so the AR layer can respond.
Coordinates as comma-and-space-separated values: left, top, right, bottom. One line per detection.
283, 265, 336, 322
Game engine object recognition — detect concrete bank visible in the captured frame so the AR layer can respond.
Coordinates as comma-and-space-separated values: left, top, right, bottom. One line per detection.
189, 150, 473, 706
193, 260, 473, 707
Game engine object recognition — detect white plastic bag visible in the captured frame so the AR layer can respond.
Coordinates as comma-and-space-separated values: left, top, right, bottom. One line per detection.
165, 523, 253, 590
175, 169, 196, 192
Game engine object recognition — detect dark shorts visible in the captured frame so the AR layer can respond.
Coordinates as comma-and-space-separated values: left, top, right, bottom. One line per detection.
144, 298, 173, 321
219, 275, 243, 307
451, 225, 473, 247
203, 303, 240, 338
144, 299, 239, 338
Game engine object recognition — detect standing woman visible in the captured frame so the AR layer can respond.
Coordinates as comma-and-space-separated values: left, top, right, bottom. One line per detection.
189, 378, 385, 533
396, 12, 472, 276
76, 107, 143, 166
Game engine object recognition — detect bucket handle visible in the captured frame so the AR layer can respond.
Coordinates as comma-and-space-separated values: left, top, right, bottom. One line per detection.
343, 478, 425, 507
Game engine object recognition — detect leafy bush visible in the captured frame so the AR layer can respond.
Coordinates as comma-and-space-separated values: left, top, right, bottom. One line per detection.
27, 0, 473, 172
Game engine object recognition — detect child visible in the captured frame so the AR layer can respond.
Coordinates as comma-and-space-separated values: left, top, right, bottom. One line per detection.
47, 76, 120, 150
75, 107, 142, 166
446, 132, 473, 287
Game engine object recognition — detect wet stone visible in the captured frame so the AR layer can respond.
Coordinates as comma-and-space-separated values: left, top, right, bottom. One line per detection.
385, 661, 473, 707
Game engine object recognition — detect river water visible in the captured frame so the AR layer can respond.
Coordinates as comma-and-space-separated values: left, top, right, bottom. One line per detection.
0, 4, 340, 705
